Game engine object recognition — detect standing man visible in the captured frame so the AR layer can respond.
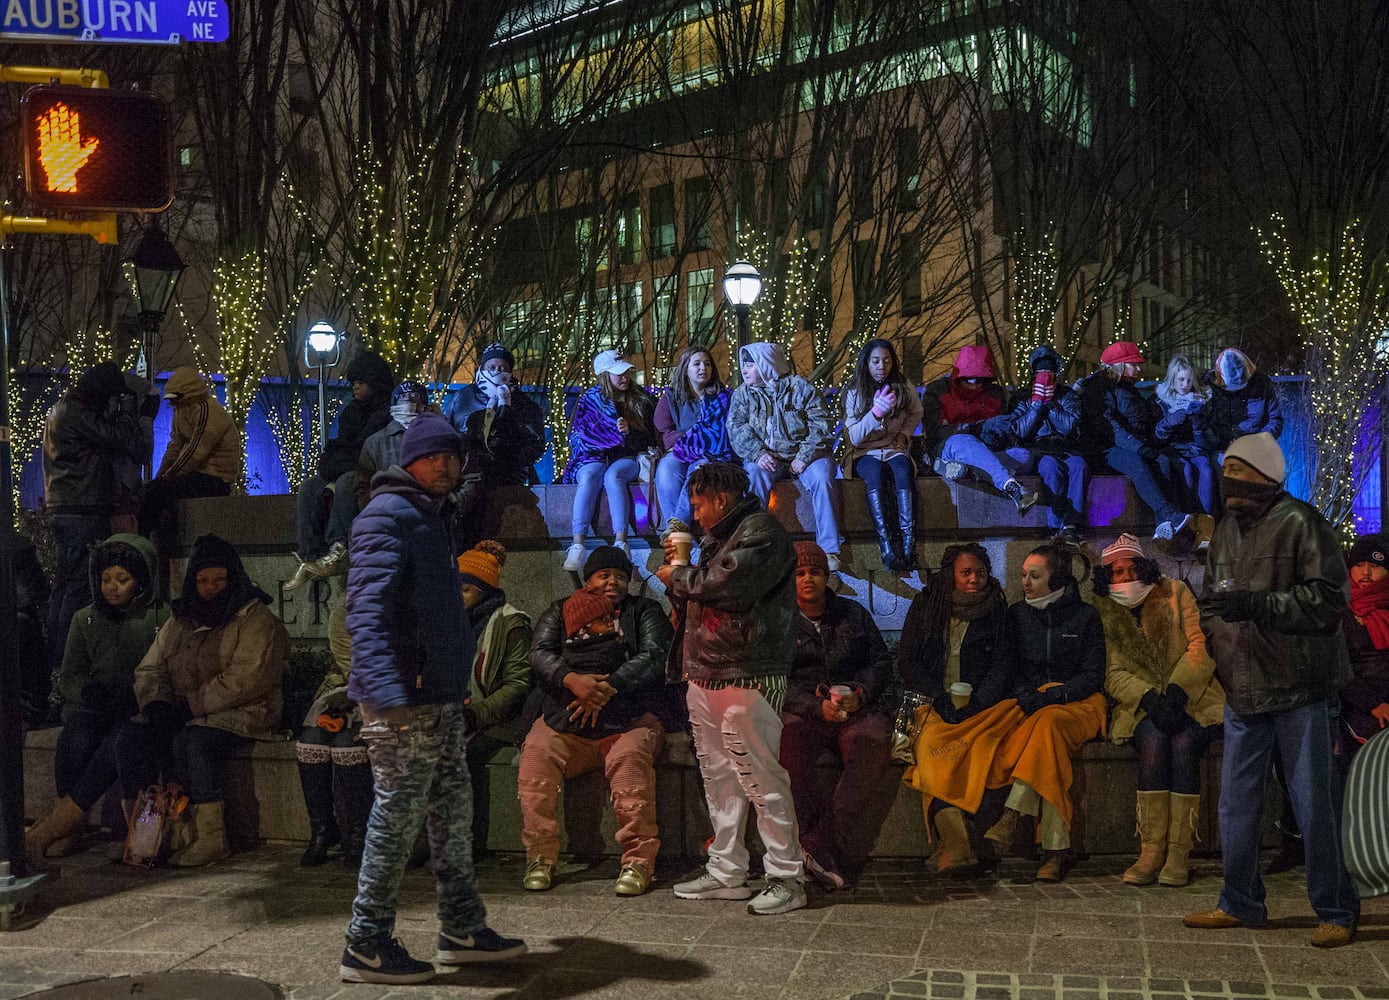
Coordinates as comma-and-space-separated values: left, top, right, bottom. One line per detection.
655, 461, 807, 915
1185, 432, 1359, 947
340, 412, 526, 985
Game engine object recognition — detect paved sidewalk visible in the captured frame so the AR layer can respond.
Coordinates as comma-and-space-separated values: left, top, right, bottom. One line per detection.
0, 841, 1385, 999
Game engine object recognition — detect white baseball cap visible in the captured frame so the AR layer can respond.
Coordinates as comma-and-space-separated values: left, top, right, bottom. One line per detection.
593, 349, 635, 377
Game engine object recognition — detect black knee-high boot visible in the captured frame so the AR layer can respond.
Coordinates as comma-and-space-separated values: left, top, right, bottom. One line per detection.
864, 489, 901, 569
297, 759, 340, 867
335, 758, 375, 868
896, 488, 918, 571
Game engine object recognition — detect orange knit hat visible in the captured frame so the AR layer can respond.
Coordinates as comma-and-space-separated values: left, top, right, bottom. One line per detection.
456, 540, 506, 590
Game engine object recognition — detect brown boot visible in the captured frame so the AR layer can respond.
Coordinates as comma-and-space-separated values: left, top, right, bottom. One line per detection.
169, 802, 230, 867
1035, 850, 1068, 882
983, 808, 1024, 854
1123, 790, 1169, 886
932, 807, 978, 874
24, 797, 86, 868
1159, 793, 1200, 887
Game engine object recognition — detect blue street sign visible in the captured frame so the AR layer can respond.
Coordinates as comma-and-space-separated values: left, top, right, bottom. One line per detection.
0, 0, 229, 45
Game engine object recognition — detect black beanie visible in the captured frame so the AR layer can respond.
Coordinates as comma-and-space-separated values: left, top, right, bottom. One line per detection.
481, 342, 515, 370
582, 545, 632, 582
1348, 534, 1389, 570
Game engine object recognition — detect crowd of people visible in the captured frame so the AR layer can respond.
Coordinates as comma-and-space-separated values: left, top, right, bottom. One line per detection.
19, 339, 1387, 986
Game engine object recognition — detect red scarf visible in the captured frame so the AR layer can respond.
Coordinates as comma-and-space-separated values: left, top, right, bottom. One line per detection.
1350, 575, 1389, 649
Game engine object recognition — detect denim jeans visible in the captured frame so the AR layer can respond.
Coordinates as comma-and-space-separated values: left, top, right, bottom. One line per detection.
1101, 447, 1181, 525
744, 457, 841, 554
1172, 450, 1220, 516
939, 434, 1017, 491
654, 453, 708, 527
1005, 449, 1089, 530
296, 471, 357, 560
571, 458, 639, 537
55, 709, 121, 811
1217, 700, 1359, 929
347, 704, 487, 946
853, 455, 913, 493
1132, 715, 1220, 794
114, 721, 246, 803
46, 512, 106, 670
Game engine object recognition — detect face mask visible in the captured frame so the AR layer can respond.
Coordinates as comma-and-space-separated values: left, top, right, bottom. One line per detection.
390, 403, 419, 427
1025, 587, 1066, 609
1108, 581, 1155, 608
478, 369, 510, 390
1220, 475, 1281, 506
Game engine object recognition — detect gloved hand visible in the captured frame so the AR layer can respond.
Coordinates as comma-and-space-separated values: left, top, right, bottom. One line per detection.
870, 385, 896, 420
1030, 370, 1055, 405
1163, 683, 1188, 716
1151, 683, 1190, 734
1139, 688, 1166, 722
1016, 689, 1049, 715
1200, 590, 1256, 622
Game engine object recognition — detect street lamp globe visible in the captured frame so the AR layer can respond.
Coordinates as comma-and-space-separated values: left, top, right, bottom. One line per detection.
722, 260, 763, 308
305, 320, 342, 367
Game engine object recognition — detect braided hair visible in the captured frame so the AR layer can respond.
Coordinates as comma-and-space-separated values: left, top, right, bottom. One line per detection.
915, 543, 993, 643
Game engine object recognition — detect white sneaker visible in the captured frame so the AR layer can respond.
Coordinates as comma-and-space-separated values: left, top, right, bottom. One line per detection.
673, 871, 754, 900
935, 458, 966, 482
563, 542, 586, 572
826, 552, 841, 573
746, 878, 807, 915
306, 541, 347, 578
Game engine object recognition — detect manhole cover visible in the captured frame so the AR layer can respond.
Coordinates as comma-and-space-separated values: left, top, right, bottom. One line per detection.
28, 971, 279, 999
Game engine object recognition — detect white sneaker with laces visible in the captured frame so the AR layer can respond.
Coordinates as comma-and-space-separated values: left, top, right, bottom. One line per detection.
563, 542, 586, 572
746, 877, 807, 915
826, 552, 841, 573
673, 870, 754, 900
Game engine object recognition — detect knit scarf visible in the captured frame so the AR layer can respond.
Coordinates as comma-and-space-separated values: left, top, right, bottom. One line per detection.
1350, 575, 1389, 650
1221, 477, 1282, 529
951, 581, 1003, 622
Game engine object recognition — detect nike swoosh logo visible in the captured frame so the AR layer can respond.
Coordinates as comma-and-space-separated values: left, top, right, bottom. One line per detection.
347, 948, 383, 969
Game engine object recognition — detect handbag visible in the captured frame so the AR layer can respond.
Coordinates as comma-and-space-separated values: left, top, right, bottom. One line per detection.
122, 782, 189, 867
890, 689, 934, 765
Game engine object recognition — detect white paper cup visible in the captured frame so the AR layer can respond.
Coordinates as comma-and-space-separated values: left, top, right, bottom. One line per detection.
668, 532, 694, 566
949, 681, 973, 709
829, 684, 853, 705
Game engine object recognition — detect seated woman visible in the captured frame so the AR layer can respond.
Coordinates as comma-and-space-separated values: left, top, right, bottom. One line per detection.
456, 540, 534, 860
117, 533, 289, 867
1203, 348, 1283, 453
296, 604, 374, 867
24, 535, 160, 865
985, 544, 1107, 881
840, 339, 924, 571
562, 350, 658, 571
1155, 355, 1220, 517
653, 346, 735, 529
728, 342, 842, 570
1341, 534, 1389, 760
779, 542, 893, 889
1093, 534, 1224, 887
898, 543, 1015, 875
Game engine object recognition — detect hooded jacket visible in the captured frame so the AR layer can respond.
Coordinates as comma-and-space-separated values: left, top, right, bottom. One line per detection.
666, 495, 798, 682
468, 599, 534, 733
56, 534, 161, 723
134, 535, 287, 740
318, 352, 394, 481
920, 346, 1008, 455
346, 465, 475, 710
786, 592, 892, 718
727, 343, 833, 465
448, 382, 547, 486
156, 367, 241, 484
1203, 491, 1352, 715
1203, 349, 1283, 451
1006, 584, 1106, 704
984, 346, 1084, 452
1094, 579, 1224, 741
42, 365, 149, 511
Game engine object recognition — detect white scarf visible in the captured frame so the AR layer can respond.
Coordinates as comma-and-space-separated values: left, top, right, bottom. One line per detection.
1025, 588, 1067, 610
1108, 581, 1155, 608
390, 403, 419, 428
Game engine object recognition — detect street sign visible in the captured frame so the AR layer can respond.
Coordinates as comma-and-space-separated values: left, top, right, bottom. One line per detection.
0, 0, 228, 45
20, 85, 173, 212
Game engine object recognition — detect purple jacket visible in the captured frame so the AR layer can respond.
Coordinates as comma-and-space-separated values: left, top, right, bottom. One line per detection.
561, 386, 656, 482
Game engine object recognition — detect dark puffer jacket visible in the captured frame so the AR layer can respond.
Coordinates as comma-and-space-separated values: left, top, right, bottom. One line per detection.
319, 352, 394, 481
529, 594, 673, 737
42, 365, 149, 511
1203, 370, 1284, 452
785, 592, 891, 718
1203, 493, 1351, 715
896, 590, 1014, 722
666, 495, 797, 683
347, 465, 474, 710
448, 384, 547, 485
1079, 375, 1158, 455
1006, 585, 1106, 704
1341, 610, 1389, 742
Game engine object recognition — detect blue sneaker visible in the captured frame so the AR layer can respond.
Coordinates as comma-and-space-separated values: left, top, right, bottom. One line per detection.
435, 926, 528, 965
340, 936, 436, 984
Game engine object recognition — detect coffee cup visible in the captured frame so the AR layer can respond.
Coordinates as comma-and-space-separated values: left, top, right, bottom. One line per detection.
949, 681, 973, 710
829, 684, 853, 705
668, 532, 694, 567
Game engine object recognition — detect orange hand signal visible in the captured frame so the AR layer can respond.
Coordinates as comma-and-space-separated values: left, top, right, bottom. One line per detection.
36, 103, 99, 194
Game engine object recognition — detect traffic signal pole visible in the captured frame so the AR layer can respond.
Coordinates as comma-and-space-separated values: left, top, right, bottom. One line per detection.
0, 63, 116, 926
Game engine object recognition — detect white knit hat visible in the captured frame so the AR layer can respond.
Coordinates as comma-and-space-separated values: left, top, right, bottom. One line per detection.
1223, 432, 1286, 484
1101, 533, 1146, 566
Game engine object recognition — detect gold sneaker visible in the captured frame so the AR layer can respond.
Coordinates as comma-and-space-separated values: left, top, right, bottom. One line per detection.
522, 859, 555, 892
614, 862, 651, 897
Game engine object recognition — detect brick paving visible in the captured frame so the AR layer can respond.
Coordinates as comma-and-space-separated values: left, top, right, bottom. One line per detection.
0, 841, 1385, 999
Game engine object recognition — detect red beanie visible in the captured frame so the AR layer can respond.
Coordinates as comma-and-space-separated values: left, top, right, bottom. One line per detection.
794, 541, 829, 575
563, 589, 614, 637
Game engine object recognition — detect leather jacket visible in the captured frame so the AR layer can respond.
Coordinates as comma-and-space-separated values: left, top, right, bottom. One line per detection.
785, 592, 892, 718
1202, 493, 1352, 715
666, 496, 797, 683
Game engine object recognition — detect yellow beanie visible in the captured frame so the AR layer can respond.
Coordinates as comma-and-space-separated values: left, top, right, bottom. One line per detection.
456, 540, 505, 590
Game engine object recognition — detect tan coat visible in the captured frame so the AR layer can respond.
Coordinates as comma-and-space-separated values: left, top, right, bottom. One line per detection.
156, 366, 241, 484
134, 599, 289, 739
1095, 579, 1225, 742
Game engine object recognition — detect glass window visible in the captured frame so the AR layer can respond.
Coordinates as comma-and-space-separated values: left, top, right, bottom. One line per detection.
896, 127, 920, 210
651, 184, 676, 259
617, 198, 642, 266
653, 275, 679, 357
687, 267, 716, 344
575, 215, 609, 274
685, 176, 712, 252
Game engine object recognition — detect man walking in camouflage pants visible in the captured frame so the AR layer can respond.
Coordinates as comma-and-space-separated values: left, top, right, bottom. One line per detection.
339, 413, 526, 985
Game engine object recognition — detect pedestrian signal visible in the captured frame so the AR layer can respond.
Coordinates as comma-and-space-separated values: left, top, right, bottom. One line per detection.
20, 85, 173, 213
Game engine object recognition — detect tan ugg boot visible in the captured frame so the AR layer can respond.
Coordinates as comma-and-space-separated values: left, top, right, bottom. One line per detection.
932, 807, 978, 874
1159, 793, 1200, 887
24, 797, 85, 867
1123, 790, 1169, 886
169, 802, 230, 867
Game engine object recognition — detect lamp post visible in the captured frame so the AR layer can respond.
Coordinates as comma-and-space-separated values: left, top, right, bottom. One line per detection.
304, 321, 343, 452
723, 260, 762, 349
128, 225, 186, 387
